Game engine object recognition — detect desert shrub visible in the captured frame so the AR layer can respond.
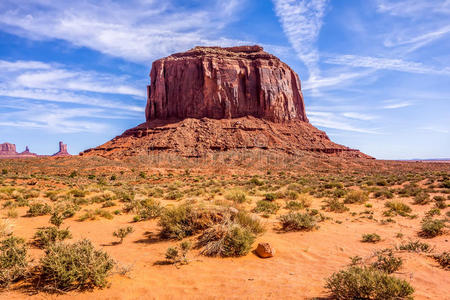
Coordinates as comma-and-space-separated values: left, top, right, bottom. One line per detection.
264, 193, 276, 201
325, 266, 414, 300
224, 189, 246, 203
413, 192, 430, 205
27, 203, 52, 217
102, 200, 116, 208
279, 212, 318, 231
248, 177, 264, 186
113, 226, 134, 244
50, 212, 64, 227
235, 211, 265, 235
1, 169, 7, 175
0, 219, 14, 237
441, 180, 450, 189
78, 209, 113, 221
420, 218, 445, 238
7, 209, 18, 218
139, 172, 146, 179
165, 241, 191, 265
131, 199, 163, 222
165, 190, 183, 200
425, 208, 441, 218
68, 189, 86, 198
373, 188, 393, 199
362, 233, 381, 243
198, 223, 255, 257
253, 200, 279, 214
344, 190, 368, 204
371, 249, 402, 273
432, 251, 449, 270
40, 239, 115, 291
285, 200, 304, 211
384, 201, 412, 217
159, 205, 223, 239
0, 236, 28, 287
33, 226, 72, 248
284, 190, 299, 200
322, 198, 348, 213
398, 240, 432, 253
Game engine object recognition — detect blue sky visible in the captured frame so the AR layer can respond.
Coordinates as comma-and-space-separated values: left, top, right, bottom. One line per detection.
0, 0, 449, 159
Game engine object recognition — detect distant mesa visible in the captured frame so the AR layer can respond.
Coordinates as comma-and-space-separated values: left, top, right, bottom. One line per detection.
81, 45, 372, 159
0, 141, 71, 159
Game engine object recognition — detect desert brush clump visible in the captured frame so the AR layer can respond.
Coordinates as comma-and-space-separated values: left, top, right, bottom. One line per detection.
33, 226, 72, 248
224, 189, 247, 203
420, 217, 445, 238
397, 240, 433, 253
322, 198, 348, 213
370, 249, 403, 274
325, 266, 414, 300
431, 251, 449, 270
383, 201, 412, 217
127, 199, 163, 222
253, 200, 279, 215
279, 212, 319, 231
165, 241, 192, 265
159, 205, 224, 239
0, 236, 28, 287
27, 203, 52, 217
361, 233, 381, 243
344, 190, 368, 204
113, 226, 134, 244
413, 192, 431, 205
196, 211, 264, 257
40, 239, 115, 291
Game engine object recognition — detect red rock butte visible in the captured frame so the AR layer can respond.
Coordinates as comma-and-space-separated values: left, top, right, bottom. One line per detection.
82, 46, 372, 159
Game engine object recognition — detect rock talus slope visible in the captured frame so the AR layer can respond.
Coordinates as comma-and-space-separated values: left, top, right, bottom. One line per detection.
82, 46, 372, 159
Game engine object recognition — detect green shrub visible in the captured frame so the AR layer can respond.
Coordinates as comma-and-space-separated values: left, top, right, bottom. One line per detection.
33, 227, 72, 248
113, 226, 134, 244
398, 240, 432, 253
322, 198, 348, 213
50, 212, 64, 228
253, 200, 279, 214
284, 190, 299, 200
264, 193, 276, 201
425, 208, 440, 218
139, 172, 146, 179
1, 169, 7, 175
420, 218, 445, 237
40, 239, 115, 291
78, 209, 113, 221
371, 249, 402, 273
224, 189, 246, 203
361, 233, 381, 243
165, 241, 191, 265
413, 192, 430, 205
285, 200, 304, 211
27, 203, 52, 217
344, 190, 368, 204
132, 199, 163, 222
325, 266, 414, 300
159, 205, 222, 239
384, 201, 412, 217
432, 251, 449, 270
249, 177, 264, 186
279, 212, 318, 231
235, 211, 265, 235
0, 236, 28, 287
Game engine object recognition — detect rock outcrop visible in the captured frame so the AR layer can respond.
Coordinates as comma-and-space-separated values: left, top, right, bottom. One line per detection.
82, 45, 372, 159
0, 143, 38, 158
146, 46, 307, 123
52, 141, 70, 157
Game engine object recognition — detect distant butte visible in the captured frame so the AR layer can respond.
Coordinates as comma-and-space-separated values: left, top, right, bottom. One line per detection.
0, 141, 71, 159
81, 45, 372, 159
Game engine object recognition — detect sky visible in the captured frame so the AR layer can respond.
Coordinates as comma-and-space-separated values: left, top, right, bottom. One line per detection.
0, 0, 449, 159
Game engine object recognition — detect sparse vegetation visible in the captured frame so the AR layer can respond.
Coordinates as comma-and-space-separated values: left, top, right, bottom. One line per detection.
432, 251, 449, 270
279, 212, 318, 231
420, 218, 445, 237
398, 240, 432, 253
40, 239, 115, 291
0, 236, 28, 287
165, 241, 191, 265
362, 233, 381, 243
113, 226, 134, 244
33, 226, 72, 248
344, 190, 368, 204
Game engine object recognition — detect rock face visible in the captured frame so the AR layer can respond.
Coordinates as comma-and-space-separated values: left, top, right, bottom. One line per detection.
0, 143, 38, 158
52, 141, 70, 157
82, 45, 372, 159
146, 46, 308, 123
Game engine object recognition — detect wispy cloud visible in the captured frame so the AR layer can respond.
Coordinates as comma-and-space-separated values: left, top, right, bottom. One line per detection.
0, 0, 247, 63
376, 0, 450, 17
308, 111, 378, 134
382, 101, 413, 109
273, 0, 328, 79
325, 55, 450, 75
342, 112, 378, 121
419, 126, 449, 134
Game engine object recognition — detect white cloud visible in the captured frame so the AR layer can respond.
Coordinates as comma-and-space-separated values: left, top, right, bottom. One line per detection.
308, 111, 378, 133
419, 126, 449, 134
325, 55, 450, 75
0, 60, 52, 71
0, 0, 248, 63
342, 112, 377, 121
273, 0, 328, 79
382, 101, 413, 109
376, 0, 450, 17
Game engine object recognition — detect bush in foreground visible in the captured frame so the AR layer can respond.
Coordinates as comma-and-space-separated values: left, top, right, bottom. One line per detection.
371, 249, 403, 274
165, 241, 191, 265
0, 236, 28, 287
40, 239, 115, 291
112, 226, 134, 244
325, 266, 414, 300
33, 226, 72, 249
420, 218, 445, 238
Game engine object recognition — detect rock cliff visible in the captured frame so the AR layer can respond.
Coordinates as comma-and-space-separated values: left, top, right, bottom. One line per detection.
146, 46, 308, 123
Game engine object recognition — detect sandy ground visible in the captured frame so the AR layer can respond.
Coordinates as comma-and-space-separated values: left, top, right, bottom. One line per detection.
1, 194, 448, 300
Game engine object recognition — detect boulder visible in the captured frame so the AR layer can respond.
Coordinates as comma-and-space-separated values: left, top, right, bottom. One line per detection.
255, 242, 275, 258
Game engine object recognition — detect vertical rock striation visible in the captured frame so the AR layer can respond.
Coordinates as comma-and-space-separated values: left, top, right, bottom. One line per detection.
145, 46, 308, 123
